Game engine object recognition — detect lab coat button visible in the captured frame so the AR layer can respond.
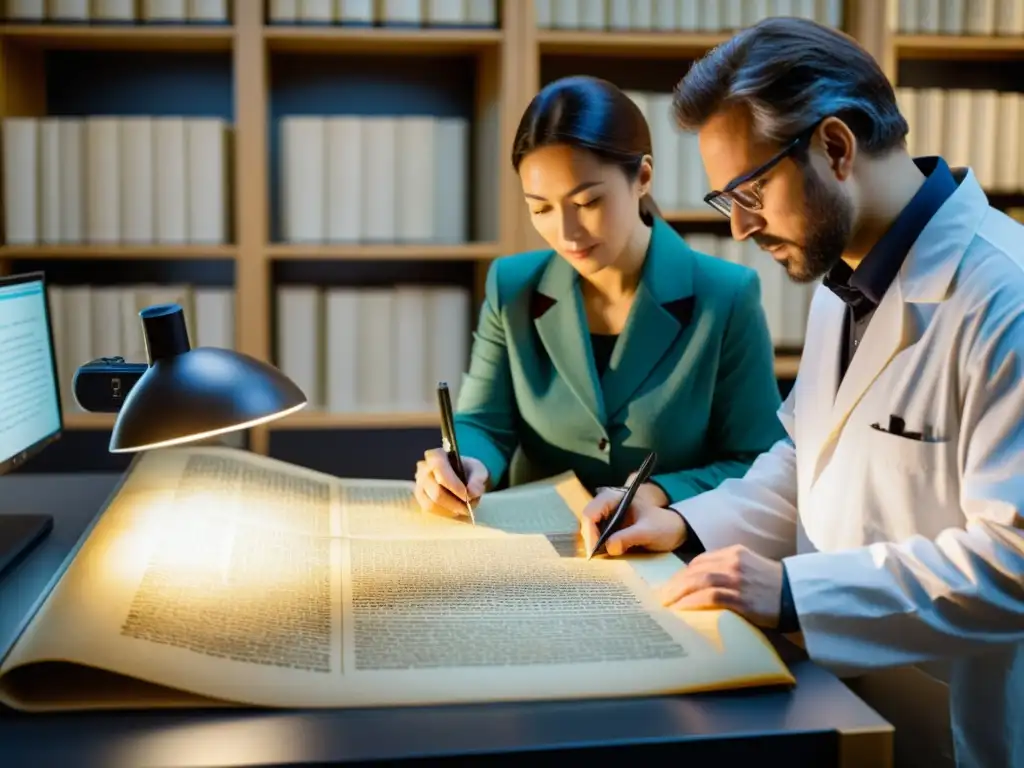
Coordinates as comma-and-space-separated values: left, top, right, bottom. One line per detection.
598, 438, 609, 451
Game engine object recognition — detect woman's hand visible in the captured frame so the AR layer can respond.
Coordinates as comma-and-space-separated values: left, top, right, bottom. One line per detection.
579, 487, 686, 556
414, 448, 489, 519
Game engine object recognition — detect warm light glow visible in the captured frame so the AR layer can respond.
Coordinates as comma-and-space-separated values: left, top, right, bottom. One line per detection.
108, 715, 309, 767
110, 401, 308, 453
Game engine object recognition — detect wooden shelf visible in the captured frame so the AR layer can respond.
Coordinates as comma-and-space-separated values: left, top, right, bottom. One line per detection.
893, 34, 1024, 61
774, 354, 801, 380
0, 244, 236, 259
0, 24, 234, 51
536, 30, 729, 58
266, 242, 502, 260
271, 410, 439, 429
63, 412, 115, 430
263, 26, 502, 54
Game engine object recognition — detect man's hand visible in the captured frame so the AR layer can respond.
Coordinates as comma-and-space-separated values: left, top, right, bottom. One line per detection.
579, 489, 686, 556
658, 544, 784, 629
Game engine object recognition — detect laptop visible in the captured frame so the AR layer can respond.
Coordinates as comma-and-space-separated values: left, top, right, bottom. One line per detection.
0, 271, 63, 582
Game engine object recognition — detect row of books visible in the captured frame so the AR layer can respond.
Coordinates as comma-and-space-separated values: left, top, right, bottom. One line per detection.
623, 90, 709, 213
535, 0, 843, 30
2, 116, 229, 247
893, 0, 1024, 35
684, 234, 811, 349
279, 115, 472, 245
269, 0, 498, 26
46, 283, 235, 413
3, 0, 228, 23
895, 88, 1024, 194
276, 284, 470, 414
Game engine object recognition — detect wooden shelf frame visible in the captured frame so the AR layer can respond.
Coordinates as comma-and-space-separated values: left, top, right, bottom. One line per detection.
17, 2, 987, 440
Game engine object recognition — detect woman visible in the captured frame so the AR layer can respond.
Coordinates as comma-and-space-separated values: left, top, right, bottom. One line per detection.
414, 75, 785, 518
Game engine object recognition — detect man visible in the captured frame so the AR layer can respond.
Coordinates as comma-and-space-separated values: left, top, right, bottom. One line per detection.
580, 17, 1024, 768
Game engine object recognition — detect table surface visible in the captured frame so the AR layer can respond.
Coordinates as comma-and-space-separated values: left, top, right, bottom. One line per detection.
0, 470, 894, 768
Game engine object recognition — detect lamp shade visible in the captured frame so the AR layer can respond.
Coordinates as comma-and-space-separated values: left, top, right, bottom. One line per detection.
109, 303, 307, 453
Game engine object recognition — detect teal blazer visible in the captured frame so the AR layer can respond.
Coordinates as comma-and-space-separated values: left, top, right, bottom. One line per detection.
453, 216, 786, 503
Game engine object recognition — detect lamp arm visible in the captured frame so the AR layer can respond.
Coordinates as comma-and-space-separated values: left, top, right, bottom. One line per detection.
72, 356, 150, 413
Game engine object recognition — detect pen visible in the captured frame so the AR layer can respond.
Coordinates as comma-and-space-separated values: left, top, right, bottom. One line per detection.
437, 381, 475, 524
587, 451, 657, 561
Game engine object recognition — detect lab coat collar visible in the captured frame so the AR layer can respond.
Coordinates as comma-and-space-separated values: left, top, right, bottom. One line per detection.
806, 165, 990, 484
899, 164, 988, 304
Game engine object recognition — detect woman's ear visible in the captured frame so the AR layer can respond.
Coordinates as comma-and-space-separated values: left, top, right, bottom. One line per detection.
637, 154, 654, 196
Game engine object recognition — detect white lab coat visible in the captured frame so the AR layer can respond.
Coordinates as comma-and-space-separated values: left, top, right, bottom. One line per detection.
673, 168, 1024, 768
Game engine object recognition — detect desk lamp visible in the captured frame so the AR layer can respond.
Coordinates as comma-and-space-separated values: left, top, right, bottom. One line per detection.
73, 302, 307, 452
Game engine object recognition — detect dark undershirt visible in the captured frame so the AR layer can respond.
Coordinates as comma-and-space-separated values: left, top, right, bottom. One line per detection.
590, 333, 617, 378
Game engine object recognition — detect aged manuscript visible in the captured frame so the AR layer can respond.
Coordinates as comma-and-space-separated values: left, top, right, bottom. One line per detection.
0, 446, 794, 711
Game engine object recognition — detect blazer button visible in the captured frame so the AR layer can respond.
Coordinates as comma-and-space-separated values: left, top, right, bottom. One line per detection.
598, 438, 609, 451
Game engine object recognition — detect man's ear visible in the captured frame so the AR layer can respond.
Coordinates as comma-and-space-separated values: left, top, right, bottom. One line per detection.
817, 117, 856, 181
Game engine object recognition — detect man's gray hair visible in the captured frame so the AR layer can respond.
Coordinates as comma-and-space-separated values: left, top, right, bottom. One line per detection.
673, 17, 908, 155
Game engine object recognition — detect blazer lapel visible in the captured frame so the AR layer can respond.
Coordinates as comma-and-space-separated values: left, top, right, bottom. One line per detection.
533, 257, 605, 427
602, 218, 695, 420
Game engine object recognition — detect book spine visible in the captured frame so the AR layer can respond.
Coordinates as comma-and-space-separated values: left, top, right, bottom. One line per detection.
192, 287, 235, 349
58, 119, 85, 243
186, 118, 227, 244
142, 0, 187, 21
153, 117, 188, 243
186, 0, 228, 22
299, 0, 334, 22
648, 94, 680, 212
427, 0, 464, 26
325, 116, 362, 242
2, 117, 38, 245
336, 0, 374, 25
39, 119, 62, 245
324, 288, 358, 412
434, 118, 469, 244
120, 116, 155, 244
269, 0, 299, 23
281, 116, 326, 243
48, 0, 90, 21
91, 0, 136, 22
396, 116, 436, 242
85, 117, 121, 244
360, 117, 397, 242
5, 0, 45, 21
277, 286, 323, 408
382, 0, 422, 25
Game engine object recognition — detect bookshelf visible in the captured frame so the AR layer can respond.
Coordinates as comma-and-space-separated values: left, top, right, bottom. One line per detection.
1, 0, 1021, 476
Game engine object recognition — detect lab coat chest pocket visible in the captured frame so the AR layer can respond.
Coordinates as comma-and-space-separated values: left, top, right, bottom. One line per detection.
858, 420, 960, 542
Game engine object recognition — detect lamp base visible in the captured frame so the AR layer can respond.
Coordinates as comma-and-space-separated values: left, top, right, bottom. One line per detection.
72, 357, 148, 413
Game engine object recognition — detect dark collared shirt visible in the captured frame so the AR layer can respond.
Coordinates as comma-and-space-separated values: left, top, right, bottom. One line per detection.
823, 156, 959, 380
674, 157, 960, 635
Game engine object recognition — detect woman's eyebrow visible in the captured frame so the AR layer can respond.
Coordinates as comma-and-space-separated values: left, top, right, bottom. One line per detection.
524, 180, 604, 201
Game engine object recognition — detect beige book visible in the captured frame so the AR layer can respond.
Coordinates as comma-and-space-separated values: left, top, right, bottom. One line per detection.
0, 445, 793, 712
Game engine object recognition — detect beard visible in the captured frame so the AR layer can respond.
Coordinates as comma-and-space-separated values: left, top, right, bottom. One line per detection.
755, 164, 853, 284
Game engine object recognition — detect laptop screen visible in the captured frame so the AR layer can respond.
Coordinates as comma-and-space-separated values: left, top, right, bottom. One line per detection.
0, 272, 62, 475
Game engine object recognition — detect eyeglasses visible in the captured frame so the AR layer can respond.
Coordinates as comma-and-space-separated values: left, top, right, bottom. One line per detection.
703, 128, 815, 218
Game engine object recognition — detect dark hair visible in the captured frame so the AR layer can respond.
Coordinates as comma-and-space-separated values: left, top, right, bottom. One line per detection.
673, 17, 908, 156
511, 75, 661, 223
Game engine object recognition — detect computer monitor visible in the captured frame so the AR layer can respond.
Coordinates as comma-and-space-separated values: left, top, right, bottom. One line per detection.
0, 271, 61, 582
